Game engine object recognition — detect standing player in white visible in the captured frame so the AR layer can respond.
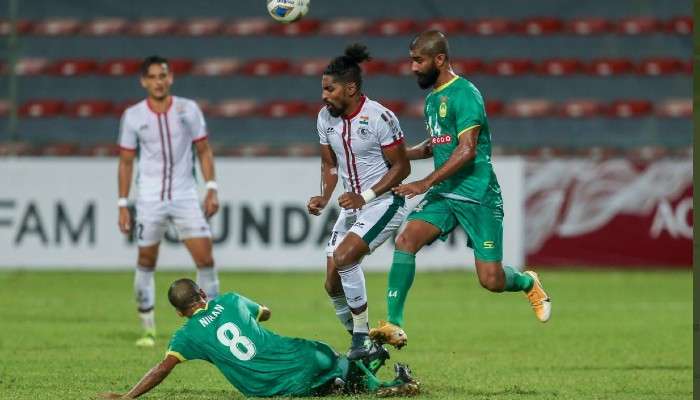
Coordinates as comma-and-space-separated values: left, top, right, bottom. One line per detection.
117, 56, 221, 347
307, 44, 410, 360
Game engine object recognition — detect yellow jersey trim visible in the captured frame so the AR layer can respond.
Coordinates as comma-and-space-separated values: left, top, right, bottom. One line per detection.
457, 124, 481, 138
256, 306, 264, 321
166, 351, 186, 362
192, 302, 209, 316
432, 75, 459, 94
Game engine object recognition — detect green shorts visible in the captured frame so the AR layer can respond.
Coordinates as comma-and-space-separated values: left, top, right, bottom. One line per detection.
407, 192, 504, 262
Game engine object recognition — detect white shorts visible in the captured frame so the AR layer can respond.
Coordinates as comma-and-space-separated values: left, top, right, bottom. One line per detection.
326, 195, 408, 257
135, 199, 211, 247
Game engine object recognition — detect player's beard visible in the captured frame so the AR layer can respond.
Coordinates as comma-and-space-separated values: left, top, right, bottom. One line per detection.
415, 66, 440, 89
325, 101, 344, 118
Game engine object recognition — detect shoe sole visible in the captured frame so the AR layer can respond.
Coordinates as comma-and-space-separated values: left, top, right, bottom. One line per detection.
369, 329, 407, 349
524, 271, 552, 322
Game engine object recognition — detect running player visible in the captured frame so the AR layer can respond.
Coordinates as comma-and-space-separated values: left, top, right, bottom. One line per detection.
98, 279, 420, 398
370, 31, 552, 349
117, 56, 220, 347
307, 44, 410, 360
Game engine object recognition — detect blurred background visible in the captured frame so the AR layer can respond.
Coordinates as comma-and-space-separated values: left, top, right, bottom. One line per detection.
0, 0, 692, 269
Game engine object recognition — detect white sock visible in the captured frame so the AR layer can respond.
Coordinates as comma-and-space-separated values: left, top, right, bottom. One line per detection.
338, 264, 369, 334
138, 310, 155, 333
330, 294, 353, 332
134, 266, 155, 332
196, 266, 220, 299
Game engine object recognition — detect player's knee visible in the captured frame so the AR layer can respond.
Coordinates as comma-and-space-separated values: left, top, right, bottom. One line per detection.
395, 233, 419, 253
333, 250, 356, 269
137, 254, 157, 268
195, 257, 215, 268
479, 272, 505, 292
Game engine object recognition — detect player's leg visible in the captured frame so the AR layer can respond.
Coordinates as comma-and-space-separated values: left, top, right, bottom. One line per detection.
325, 255, 353, 334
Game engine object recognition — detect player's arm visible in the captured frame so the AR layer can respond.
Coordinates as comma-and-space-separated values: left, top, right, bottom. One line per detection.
393, 126, 479, 199
117, 149, 136, 234
406, 138, 433, 160
98, 355, 180, 399
195, 138, 219, 218
307, 144, 338, 215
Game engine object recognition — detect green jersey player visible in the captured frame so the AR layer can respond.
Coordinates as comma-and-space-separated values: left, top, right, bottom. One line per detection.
99, 279, 419, 398
370, 31, 552, 349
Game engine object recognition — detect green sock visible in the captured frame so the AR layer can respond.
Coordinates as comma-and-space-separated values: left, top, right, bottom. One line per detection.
503, 266, 534, 292
386, 250, 416, 327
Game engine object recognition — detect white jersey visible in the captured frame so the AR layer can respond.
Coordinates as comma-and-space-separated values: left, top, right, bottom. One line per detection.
317, 96, 405, 200
118, 96, 208, 201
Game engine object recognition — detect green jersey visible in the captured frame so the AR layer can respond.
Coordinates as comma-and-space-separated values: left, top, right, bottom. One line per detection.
167, 292, 344, 397
424, 76, 502, 208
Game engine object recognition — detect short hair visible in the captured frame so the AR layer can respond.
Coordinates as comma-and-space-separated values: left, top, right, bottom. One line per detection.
140, 55, 169, 76
323, 43, 371, 89
409, 30, 450, 60
168, 278, 202, 312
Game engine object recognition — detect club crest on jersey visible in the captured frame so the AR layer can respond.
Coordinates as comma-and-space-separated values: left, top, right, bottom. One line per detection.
439, 96, 448, 118
357, 127, 371, 139
359, 115, 369, 125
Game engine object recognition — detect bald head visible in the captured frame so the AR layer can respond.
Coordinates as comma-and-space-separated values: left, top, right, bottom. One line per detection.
168, 278, 204, 313
410, 30, 450, 60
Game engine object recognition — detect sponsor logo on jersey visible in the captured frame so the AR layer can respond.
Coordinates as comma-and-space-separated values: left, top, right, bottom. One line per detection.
431, 135, 452, 145
326, 127, 336, 135
483, 240, 495, 249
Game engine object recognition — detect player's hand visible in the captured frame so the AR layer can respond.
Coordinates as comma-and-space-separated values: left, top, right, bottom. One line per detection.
118, 207, 131, 234
393, 179, 431, 199
338, 192, 365, 210
204, 189, 220, 218
97, 392, 127, 399
307, 196, 328, 216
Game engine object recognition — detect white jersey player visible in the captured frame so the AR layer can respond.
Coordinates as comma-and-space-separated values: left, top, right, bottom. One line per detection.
306, 44, 410, 360
117, 56, 221, 348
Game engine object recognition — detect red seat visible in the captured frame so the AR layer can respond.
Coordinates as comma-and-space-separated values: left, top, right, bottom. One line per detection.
0, 142, 34, 156
587, 58, 635, 76
638, 58, 683, 76
320, 18, 368, 35
656, 98, 692, 118
378, 100, 406, 115
128, 18, 177, 36
82, 18, 128, 36
98, 59, 141, 76
0, 99, 10, 116
666, 16, 692, 35
361, 59, 387, 75
485, 100, 504, 116
452, 59, 484, 75
565, 17, 611, 35
576, 146, 621, 161
241, 59, 291, 76
406, 101, 424, 118
66, 100, 114, 118
210, 99, 257, 118
32, 18, 81, 35
627, 146, 669, 161
385, 59, 412, 76
616, 17, 660, 35
422, 19, 465, 34
14, 58, 49, 75
518, 17, 563, 35
269, 19, 320, 35
536, 58, 582, 76
293, 58, 330, 76
367, 19, 418, 36
20, 100, 65, 117
504, 99, 554, 118
193, 99, 212, 115
0, 19, 34, 35
485, 59, 533, 76
112, 100, 139, 117
41, 143, 80, 156
281, 144, 319, 157
47, 59, 97, 76
682, 60, 692, 74
558, 99, 604, 118
177, 18, 223, 36
223, 18, 272, 36
84, 143, 121, 157
222, 144, 275, 157
192, 58, 241, 76
167, 59, 193, 74
467, 18, 514, 35
608, 99, 653, 118
259, 100, 309, 118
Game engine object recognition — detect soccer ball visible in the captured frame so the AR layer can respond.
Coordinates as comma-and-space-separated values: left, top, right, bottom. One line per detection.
267, 0, 310, 24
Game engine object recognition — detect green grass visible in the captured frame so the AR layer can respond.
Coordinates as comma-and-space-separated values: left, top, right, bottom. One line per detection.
0, 269, 692, 400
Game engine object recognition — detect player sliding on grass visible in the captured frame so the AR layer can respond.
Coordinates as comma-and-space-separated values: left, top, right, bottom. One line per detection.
307, 44, 410, 360
99, 279, 419, 399
370, 31, 552, 349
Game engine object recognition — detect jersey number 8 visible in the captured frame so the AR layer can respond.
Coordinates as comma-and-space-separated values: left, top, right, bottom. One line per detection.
216, 322, 256, 361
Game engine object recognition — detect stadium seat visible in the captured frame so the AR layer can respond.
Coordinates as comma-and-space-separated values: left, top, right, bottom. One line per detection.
82, 18, 128, 36
378, 100, 406, 115
46, 59, 98, 76
504, 99, 554, 118
587, 58, 635, 76
0, 142, 34, 156
178, 18, 223, 36
576, 146, 621, 161
32, 18, 81, 35
451, 59, 484, 75
666, 16, 693, 35
20, 100, 65, 117
616, 17, 660, 35
128, 18, 177, 36
385, 59, 412, 76
681, 60, 692, 74
627, 145, 669, 161
422, 18, 466, 34
565, 17, 611, 35
209, 99, 258, 118
0, 99, 9, 116
0, 19, 34, 35
220, 144, 274, 157
485, 100, 505, 117
367, 19, 418, 36
222, 18, 272, 35
292, 58, 331, 76
192, 58, 241, 76
656, 98, 692, 118
241, 59, 291, 76
269, 19, 320, 35
66, 100, 114, 118
320, 18, 368, 35
360, 59, 387, 75
638, 58, 683, 76
41, 143, 80, 156
467, 18, 514, 35
82, 143, 121, 157
558, 99, 604, 118
485, 59, 533, 76
193, 99, 212, 115
259, 100, 309, 118
14, 58, 50, 75
281, 143, 319, 157
112, 100, 138, 117
406, 101, 424, 118
608, 99, 653, 118
98, 59, 141, 76
168, 58, 194, 74
536, 58, 583, 76
518, 17, 564, 35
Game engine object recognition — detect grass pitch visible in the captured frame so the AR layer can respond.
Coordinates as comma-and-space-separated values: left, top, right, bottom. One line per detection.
0, 269, 692, 399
